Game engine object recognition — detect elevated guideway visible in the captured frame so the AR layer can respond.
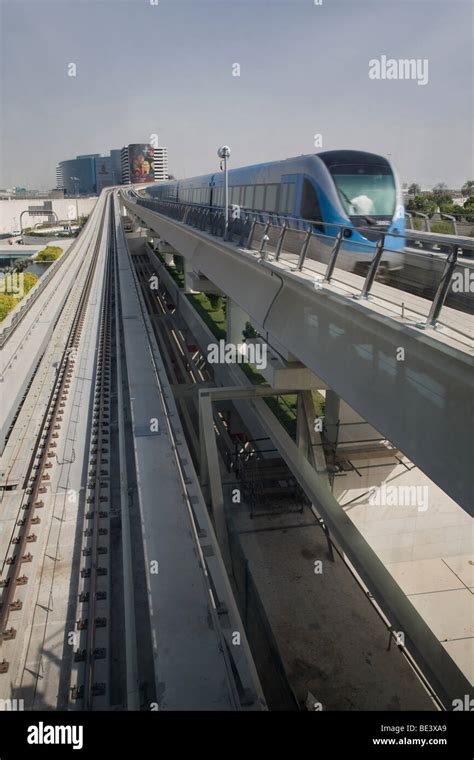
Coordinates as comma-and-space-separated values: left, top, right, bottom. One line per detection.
121, 195, 474, 515
0, 195, 109, 457
0, 189, 265, 711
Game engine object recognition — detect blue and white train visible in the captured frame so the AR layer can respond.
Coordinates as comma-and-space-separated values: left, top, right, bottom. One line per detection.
144, 149, 405, 273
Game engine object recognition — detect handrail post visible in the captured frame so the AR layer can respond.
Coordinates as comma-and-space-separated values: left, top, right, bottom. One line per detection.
324, 229, 344, 282
420, 246, 459, 328
296, 224, 313, 270
246, 218, 257, 249
259, 220, 271, 257
274, 222, 288, 261
357, 234, 386, 299
412, 211, 430, 232
440, 213, 458, 236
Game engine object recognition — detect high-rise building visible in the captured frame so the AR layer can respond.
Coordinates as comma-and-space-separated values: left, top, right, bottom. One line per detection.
94, 156, 113, 192
56, 143, 169, 193
55, 165, 64, 190
55, 156, 97, 195
120, 143, 168, 184
110, 149, 122, 185
152, 147, 168, 181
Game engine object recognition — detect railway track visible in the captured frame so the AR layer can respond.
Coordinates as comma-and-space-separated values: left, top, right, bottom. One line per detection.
0, 204, 107, 675
71, 206, 113, 708
70, 198, 141, 710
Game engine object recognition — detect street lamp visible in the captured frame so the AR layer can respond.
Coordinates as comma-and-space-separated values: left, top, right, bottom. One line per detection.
217, 145, 231, 239
70, 176, 79, 222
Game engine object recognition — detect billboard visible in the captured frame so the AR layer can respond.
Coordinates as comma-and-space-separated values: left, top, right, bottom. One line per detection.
129, 144, 155, 183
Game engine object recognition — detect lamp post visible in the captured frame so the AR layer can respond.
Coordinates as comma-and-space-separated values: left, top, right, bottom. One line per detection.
217, 145, 231, 239
70, 176, 79, 222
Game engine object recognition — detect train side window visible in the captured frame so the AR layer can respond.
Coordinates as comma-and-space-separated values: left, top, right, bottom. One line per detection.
286, 183, 295, 215
301, 178, 323, 230
254, 185, 265, 210
244, 185, 254, 209
278, 184, 289, 213
264, 184, 278, 212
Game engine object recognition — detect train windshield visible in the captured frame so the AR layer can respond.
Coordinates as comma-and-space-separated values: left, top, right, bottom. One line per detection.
330, 164, 396, 218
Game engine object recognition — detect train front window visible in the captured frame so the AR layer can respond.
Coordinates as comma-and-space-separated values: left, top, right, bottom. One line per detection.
330, 164, 396, 217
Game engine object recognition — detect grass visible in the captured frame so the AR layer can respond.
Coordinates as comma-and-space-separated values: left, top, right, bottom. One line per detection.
430, 221, 456, 235
241, 363, 325, 439
187, 292, 226, 340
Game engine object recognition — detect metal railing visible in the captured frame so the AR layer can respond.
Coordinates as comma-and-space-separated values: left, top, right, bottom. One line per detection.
133, 197, 473, 329
405, 211, 462, 236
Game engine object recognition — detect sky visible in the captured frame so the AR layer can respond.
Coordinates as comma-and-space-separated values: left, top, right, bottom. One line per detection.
0, 0, 472, 190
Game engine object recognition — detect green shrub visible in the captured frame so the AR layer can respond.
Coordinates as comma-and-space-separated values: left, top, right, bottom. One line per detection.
36, 245, 63, 262
0, 293, 18, 321
22, 272, 38, 293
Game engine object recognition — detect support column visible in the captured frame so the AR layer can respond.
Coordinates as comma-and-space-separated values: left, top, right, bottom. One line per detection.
183, 257, 194, 294
226, 298, 249, 347
296, 390, 328, 479
324, 390, 340, 450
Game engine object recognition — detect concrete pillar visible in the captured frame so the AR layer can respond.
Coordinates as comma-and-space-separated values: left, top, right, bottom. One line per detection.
296, 393, 309, 456
183, 257, 194, 293
324, 390, 340, 449
226, 298, 249, 346
296, 391, 328, 477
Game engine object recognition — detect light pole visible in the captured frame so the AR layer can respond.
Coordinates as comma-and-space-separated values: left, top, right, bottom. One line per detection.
217, 145, 231, 239
70, 176, 79, 223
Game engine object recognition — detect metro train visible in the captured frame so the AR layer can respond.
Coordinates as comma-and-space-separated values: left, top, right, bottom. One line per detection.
144, 149, 406, 274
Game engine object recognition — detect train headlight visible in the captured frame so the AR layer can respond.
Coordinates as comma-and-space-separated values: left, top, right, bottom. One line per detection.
343, 228, 352, 238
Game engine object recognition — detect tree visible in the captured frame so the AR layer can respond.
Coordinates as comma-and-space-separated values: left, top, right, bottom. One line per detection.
406, 196, 437, 216
408, 183, 421, 196
431, 183, 452, 206
13, 258, 31, 273
461, 180, 474, 197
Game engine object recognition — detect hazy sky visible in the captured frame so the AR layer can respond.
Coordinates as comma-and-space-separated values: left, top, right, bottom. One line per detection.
0, 0, 472, 189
